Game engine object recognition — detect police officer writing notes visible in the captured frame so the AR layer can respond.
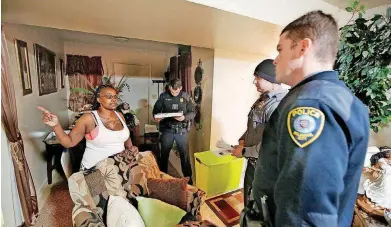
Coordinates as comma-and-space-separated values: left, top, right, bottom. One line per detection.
231, 59, 287, 206
252, 11, 369, 226
153, 78, 196, 184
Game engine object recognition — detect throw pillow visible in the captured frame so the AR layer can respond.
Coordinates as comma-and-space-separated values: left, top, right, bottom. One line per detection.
107, 196, 145, 227
136, 197, 186, 227
147, 177, 189, 210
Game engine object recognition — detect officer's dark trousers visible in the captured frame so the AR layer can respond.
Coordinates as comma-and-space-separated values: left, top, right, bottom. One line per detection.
244, 160, 255, 206
160, 130, 192, 182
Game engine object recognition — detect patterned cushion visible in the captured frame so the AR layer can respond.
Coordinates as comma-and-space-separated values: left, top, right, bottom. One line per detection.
159, 172, 205, 220
147, 177, 189, 210
68, 149, 205, 227
186, 185, 205, 220
175, 220, 217, 227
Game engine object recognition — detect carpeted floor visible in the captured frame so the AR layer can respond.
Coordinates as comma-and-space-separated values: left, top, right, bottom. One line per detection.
205, 189, 244, 227
34, 180, 73, 227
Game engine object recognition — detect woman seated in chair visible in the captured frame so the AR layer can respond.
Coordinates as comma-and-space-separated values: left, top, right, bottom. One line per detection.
359, 147, 391, 210
38, 84, 137, 170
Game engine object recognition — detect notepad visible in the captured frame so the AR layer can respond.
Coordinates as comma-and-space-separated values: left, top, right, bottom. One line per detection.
154, 112, 183, 119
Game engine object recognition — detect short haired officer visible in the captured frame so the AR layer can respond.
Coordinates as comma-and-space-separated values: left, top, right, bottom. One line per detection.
252, 11, 370, 226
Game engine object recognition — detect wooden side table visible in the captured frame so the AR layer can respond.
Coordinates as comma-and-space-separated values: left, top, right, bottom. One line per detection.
43, 131, 86, 184
43, 132, 66, 184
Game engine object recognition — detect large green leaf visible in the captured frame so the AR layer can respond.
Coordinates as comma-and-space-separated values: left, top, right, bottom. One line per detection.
346, 7, 353, 12
353, 1, 359, 9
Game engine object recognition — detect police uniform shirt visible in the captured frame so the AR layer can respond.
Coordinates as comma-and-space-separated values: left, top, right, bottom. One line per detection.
241, 88, 288, 162
153, 91, 196, 128
252, 71, 369, 226
242, 89, 287, 146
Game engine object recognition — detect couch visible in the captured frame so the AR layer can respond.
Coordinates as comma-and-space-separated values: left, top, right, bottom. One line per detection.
68, 149, 211, 227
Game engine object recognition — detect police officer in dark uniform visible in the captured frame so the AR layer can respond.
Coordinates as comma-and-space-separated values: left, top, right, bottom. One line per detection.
153, 78, 195, 183
251, 11, 369, 226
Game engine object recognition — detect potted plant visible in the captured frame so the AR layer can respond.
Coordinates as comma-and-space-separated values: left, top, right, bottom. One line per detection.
335, 0, 391, 132
70, 74, 130, 106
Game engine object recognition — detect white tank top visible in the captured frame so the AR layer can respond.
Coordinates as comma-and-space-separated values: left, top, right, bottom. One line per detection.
81, 111, 130, 169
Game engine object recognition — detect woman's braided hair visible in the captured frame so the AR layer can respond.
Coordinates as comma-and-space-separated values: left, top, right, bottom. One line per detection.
91, 84, 117, 110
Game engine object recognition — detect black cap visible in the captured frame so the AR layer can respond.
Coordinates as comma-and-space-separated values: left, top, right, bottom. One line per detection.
254, 59, 279, 84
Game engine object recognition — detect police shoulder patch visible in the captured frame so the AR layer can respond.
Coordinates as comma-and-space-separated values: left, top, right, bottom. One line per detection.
287, 107, 325, 148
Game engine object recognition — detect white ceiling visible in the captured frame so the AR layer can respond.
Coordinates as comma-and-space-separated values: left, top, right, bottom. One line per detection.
2, 0, 282, 56
322, 0, 391, 9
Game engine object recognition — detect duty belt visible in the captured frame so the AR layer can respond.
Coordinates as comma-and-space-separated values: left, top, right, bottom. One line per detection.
167, 122, 188, 133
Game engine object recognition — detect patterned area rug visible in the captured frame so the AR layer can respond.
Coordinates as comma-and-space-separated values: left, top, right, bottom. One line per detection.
34, 181, 73, 227
205, 189, 244, 227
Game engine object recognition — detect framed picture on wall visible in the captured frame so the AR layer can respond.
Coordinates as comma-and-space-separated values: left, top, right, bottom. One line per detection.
34, 44, 57, 96
15, 39, 33, 95
60, 59, 65, 88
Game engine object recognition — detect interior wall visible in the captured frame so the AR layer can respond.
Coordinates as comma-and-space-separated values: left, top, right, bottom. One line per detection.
189, 47, 215, 152
187, 0, 351, 27
365, 4, 391, 17
210, 49, 268, 148
3, 24, 68, 200
64, 41, 177, 78
1, 129, 24, 227
64, 40, 177, 133
369, 124, 391, 147
185, 47, 215, 178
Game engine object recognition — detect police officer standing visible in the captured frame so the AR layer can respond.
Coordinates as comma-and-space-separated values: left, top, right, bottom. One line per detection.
153, 78, 195, 184
251, 11, 369, 226
231, 59, 287, 206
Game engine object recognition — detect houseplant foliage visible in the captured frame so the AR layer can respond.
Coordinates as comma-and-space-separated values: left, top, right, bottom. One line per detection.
335, 0, 391, 132
70, 74, 130, 105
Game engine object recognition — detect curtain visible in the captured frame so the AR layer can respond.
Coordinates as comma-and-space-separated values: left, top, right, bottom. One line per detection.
178, 52, 192, 93
169, 56, 178, 81
66, 55, 103, 112
68, 74, 94, 112
1, 30, 38, 227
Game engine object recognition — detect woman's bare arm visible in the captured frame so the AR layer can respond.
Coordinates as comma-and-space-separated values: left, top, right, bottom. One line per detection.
39, 106, 90, 148
55, 114, 91, 148
118, 112, 136, 150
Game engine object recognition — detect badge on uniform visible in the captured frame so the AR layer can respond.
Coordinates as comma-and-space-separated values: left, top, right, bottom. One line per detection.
180, 98, 184, 103
287, 107, 325, 148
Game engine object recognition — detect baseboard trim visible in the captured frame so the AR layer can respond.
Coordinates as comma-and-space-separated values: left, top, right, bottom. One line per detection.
37, 177, 48, 210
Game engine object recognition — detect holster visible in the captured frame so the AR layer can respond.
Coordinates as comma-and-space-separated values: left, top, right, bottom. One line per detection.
167, 121, 189, 133
168, 122, 188, 133
240, 189, 273, 227
186, 120, 192, 131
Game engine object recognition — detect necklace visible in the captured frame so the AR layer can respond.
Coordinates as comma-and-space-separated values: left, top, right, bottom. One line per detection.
97, 110, 115, 119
